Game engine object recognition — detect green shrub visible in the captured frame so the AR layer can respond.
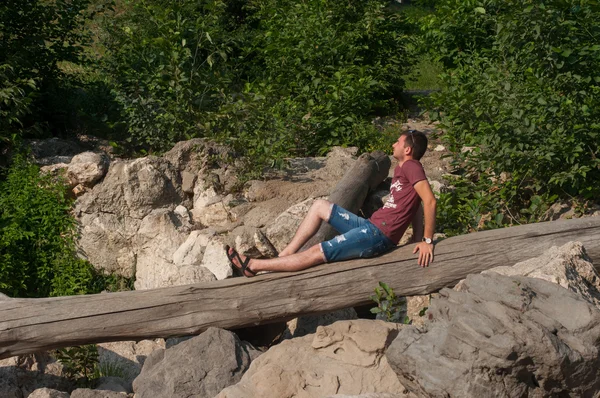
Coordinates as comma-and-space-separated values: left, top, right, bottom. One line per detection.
99, 0, 415, 165
0, 156, 117, 297
0, 0, 106, 146
422, 0, 600, 235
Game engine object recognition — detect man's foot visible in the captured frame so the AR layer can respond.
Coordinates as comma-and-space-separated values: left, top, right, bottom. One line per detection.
225, 246, 257, 278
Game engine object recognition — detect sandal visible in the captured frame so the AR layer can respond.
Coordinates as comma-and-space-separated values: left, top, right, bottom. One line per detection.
225, 245, 257, 277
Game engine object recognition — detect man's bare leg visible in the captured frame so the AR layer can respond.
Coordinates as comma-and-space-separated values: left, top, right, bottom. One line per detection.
229, 244, 326, 276
278, 199, 333, 257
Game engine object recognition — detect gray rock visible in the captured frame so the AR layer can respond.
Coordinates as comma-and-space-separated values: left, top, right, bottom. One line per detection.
181, 170, 197, 194
76, 157, 185, 220
95, 377, 129, 394
386, 273, 600, 397
0, 353, 71, 398
265, 197, 316, 253
67, 151, 109, 188
133, 209, 192, 290
28, 388, 70, 398
172, 229, 214, 266
200, 237, 233, 280
476, 241, 600, 309
97, 339, 166, 389
75, 157, 186, 276
70, 389, 126, 398
132, 328, 260, 398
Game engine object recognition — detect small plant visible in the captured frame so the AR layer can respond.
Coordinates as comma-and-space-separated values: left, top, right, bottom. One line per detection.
370, 282, 409, 324
54, 345, 99, 388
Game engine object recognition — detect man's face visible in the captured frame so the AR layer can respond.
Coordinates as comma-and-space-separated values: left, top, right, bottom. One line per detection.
392, 135, 410, 161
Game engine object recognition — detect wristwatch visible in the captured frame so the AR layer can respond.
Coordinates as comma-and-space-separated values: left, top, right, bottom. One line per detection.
422, 237, 433, 244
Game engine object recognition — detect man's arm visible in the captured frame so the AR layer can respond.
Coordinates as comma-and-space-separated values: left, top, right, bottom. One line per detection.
412, 180, 437, 267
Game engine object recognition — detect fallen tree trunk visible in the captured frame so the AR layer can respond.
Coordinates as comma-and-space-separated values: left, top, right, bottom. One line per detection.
1, 217, 599, 358
301, 150, 390, 251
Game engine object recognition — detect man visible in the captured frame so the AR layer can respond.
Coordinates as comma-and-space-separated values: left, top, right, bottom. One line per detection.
227, 130, 436, 277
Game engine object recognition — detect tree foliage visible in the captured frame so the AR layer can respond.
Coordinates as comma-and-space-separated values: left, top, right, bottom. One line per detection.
422, 0, 600, 234
0, 156, 117, 298
99, 0, 414, 166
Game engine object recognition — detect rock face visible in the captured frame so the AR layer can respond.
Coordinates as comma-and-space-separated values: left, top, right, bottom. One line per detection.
132, 328, 260, 398
217, 320, 409, 398
75, 157, 188, 279
477, 241, 600, 309
386, 272, 600, 398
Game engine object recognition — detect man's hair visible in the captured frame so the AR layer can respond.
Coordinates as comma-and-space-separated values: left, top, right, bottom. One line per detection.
402, 130, 428, 160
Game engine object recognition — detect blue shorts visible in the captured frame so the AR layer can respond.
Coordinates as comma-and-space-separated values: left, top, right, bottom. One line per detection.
321, 204, 395, 263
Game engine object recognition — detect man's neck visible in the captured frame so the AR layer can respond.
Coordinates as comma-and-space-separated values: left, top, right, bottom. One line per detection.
397, 156, 415, 168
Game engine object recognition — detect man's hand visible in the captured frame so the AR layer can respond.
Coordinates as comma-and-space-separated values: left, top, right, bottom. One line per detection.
413, 242, 434, 267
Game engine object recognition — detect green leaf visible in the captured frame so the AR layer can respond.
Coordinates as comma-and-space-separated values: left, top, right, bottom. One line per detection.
474, 7, 486, 14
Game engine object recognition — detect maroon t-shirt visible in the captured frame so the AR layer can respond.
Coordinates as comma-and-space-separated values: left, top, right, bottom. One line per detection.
369, 160, 427, 244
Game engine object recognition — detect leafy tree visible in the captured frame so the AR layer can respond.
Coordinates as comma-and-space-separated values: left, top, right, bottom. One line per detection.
0, 0, 100, 147
423, 0, 600, 234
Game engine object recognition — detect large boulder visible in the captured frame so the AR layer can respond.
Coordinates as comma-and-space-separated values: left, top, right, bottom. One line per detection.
132, 328, 260, 398
386, 273, 600, 397
217, 320, 409, 398
474, 241, 600, 309
75, 157, 187, 277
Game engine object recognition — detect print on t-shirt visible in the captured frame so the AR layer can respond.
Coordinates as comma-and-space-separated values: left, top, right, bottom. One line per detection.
383, 180, 403, 209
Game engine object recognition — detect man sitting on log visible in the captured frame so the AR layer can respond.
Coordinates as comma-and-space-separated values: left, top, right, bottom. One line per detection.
227, 130, 437, 276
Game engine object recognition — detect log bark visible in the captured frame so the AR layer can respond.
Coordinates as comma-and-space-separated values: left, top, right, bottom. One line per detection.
1, 217, 599, 359
301, 150, 391, 250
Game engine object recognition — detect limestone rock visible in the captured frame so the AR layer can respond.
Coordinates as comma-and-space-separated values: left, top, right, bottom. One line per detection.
67, 151, 109, 188
254, 229, 278, 258
98, 339, 166, 389
28, 388, 70, 398
163, 138, 232, 176
232, 226, 264, 258
282, 308, 358, 340
75, 157, 186, 276
386, 273, 600, 397
132, 328, 260, 398
133, 209, 192, 290
200, 237, 233, 280
70, 389, 127, 398
95, 377, 129, 394
265, 198, 316, 253
0, 353, 71, 398
181, 170, 197, 194
457, 241, 600, 309
405, 295, 430, 327
217, 320, 407, 398
77, 212, 141, 277
40, 163, 69, 176
172, 229, 214, 266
